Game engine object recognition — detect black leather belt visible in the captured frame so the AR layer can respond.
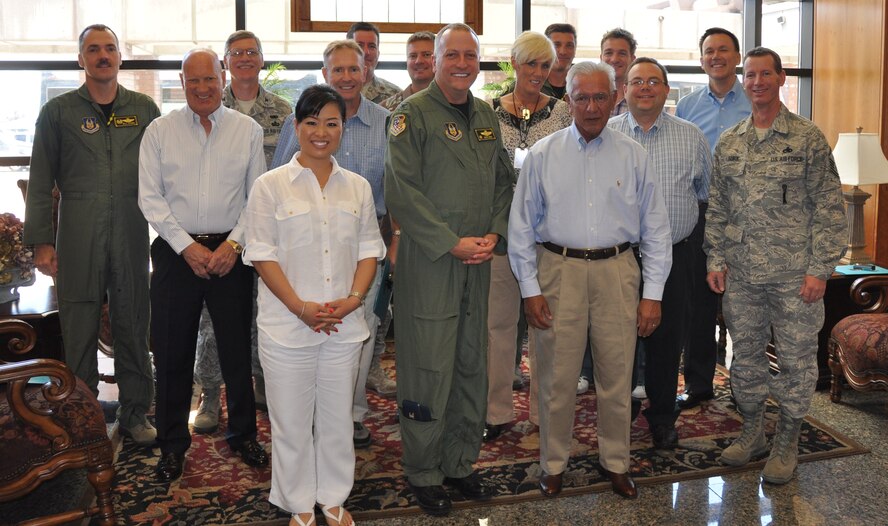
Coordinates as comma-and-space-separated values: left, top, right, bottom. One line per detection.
541, 241, 632, 260
191, 232, 231, 244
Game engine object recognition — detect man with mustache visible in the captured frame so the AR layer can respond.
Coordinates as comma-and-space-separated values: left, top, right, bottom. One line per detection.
24, 24, 159, 446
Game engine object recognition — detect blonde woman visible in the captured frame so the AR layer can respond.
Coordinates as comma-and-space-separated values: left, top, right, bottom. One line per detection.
485, 31, 573, 441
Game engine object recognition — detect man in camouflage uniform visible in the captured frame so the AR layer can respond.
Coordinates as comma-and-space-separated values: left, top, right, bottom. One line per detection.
381, 31, 435, 111
705, 47, 846, 485
384, 23, 513, 516
348, 22, 401, 103
192, 30, 292, 434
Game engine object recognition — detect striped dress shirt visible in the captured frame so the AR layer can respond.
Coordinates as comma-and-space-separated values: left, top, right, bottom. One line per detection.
608, 111, 712, 244
138, 104, 266, 254
271, 95, 390, 217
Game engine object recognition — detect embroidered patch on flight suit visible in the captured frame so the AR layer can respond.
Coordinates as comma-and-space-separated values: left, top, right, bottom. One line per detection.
444, 122, 463, 141
390, 114, 407, 136
474, 128, 496, 141
113, 115, 139, 127
81, 117, 100, 134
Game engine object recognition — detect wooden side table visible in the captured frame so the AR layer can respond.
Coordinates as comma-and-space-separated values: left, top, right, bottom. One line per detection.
0, 283, 63, 362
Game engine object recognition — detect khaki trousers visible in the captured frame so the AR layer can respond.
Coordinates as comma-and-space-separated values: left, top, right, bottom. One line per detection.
534, 247, 639, 475
486, 253, 524, 424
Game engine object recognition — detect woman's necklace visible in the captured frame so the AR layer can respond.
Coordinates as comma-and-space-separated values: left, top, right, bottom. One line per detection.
512, 90, 541, 149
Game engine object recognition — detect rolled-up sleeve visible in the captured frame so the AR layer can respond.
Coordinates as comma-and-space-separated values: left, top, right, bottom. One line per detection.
242, 174, 279, 265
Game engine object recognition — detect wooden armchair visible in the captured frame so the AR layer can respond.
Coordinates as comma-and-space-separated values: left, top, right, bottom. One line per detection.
828, 275, 888, 403
0, 319, 115, 525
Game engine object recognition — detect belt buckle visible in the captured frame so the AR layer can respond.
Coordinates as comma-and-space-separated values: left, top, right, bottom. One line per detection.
583, 249, 593, 261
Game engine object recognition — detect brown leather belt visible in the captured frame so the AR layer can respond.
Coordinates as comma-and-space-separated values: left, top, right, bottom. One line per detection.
191, 232, 231, 244
541, 241, 632, 260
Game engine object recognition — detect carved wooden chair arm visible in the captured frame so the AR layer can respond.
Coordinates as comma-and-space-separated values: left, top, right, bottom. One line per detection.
850, 275, 888, 313
1, 358, 78, 450
0, 318, 37, 358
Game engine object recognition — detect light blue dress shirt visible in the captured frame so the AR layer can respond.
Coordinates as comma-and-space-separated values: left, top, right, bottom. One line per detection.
608, 111, 713, 243
271, 95, 390, 217
675, 78, 751, 153
508, 124, 673, 301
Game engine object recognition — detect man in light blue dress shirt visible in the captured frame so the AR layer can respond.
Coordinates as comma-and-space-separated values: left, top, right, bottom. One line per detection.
509, 61, 672, 500
271, 40, 391, 450
675, 28, 751, 412
609, 57, 712, 450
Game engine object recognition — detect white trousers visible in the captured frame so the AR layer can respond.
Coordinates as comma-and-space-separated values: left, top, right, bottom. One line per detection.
260, 335, 360, 514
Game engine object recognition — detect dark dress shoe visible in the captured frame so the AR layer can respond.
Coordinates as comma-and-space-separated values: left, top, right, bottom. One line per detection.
482, 423, 507, 442
651, 424, 679, 449
156, 452, 184, 483
538, 472, 563, 498
232, 439, 269, 467
599, 466, 638, 499
676, 390, 714, 410
407, 482, 452, 516
444, 472, 494, 500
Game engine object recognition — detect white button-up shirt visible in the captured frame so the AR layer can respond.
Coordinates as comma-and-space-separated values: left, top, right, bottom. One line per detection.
138, 104, 266, 253
243, 155, 386, 348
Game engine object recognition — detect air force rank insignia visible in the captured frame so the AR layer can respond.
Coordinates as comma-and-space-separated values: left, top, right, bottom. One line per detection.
81, 117, 100, 134
444, 122, 463, 141
389, 114, 407, 137
113, 115, 139, 127
474, 128, 496, 141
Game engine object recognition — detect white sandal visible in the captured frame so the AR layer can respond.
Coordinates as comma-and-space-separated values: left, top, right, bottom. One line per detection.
321, 504, 355, 526
290, 511, 315, 526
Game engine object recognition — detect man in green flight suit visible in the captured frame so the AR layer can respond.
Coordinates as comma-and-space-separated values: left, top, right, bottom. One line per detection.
384, 23, 514, 517
24, 24, 159, 445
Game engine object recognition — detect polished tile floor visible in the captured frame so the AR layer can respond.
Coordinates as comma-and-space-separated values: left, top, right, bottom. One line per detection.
362, 387, 888, 526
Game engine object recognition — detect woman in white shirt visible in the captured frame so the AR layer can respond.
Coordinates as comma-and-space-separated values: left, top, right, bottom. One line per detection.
243, 84, 385, 526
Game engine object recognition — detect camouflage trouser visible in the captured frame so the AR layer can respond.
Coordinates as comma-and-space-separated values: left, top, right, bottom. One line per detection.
722, 278, 823, 419
195, 273, 261, 389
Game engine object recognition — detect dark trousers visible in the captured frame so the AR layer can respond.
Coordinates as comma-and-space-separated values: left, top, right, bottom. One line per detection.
682, 202, 718, 395
641, 238, 694, 428
150, 237, 256, 455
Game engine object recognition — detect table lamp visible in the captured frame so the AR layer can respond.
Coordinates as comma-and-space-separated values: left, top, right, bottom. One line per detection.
833, 127, 888, 265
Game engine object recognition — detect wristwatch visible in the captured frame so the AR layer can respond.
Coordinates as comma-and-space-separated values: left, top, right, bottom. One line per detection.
226, 239, 243, 254
348, 291, 365, 304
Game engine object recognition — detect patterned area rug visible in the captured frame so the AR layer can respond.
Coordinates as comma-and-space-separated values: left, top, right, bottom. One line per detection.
110, 358, 867, 525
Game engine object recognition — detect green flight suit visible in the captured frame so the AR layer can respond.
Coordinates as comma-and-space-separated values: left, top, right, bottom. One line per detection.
384, 80, 514, 486
24, 84, 159, 429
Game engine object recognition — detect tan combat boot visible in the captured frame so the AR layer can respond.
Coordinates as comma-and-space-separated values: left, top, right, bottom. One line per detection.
761, 411, 803, 484
193, 386, 221, 434
719, 402, 769, 466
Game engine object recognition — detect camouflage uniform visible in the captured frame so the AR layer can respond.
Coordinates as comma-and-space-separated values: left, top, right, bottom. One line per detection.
362, 74, 401, 104
381, 85, 420, 112
704, 104, 846, 418
194, 84, 291, 390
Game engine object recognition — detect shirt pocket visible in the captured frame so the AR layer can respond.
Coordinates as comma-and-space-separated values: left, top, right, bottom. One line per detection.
335, 200, 361, 245
274, 199, 313, 249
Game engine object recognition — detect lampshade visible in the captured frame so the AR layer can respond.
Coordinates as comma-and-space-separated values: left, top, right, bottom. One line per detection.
833, 130, 888, 186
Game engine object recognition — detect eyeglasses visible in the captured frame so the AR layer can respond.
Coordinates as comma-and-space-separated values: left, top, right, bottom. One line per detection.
571, 93, 611, 106
227, 48, 261, 57
628, 78, 664, 88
